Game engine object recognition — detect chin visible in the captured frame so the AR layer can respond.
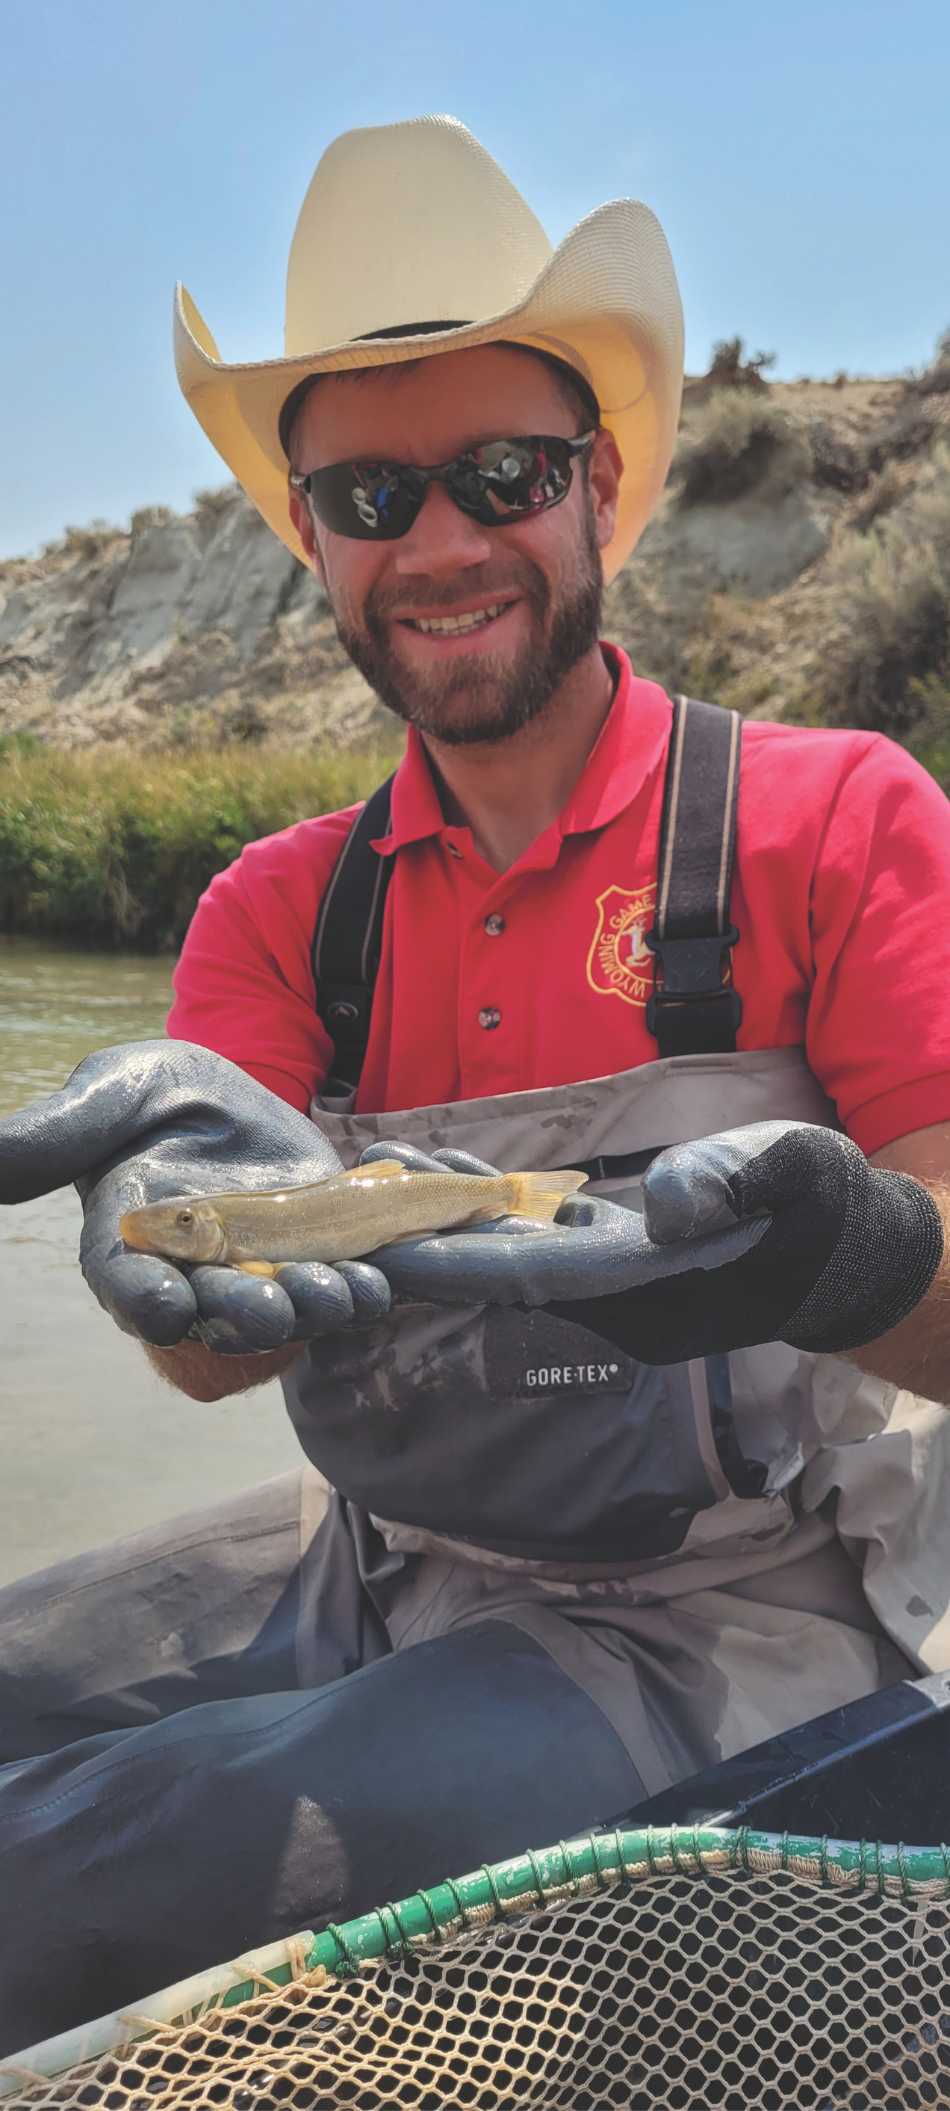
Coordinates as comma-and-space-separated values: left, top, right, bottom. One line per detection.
412, 706, 535, 747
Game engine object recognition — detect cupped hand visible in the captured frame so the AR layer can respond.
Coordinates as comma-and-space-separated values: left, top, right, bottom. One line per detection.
362, 1123, 943, 1363
0, 1041, 391, 1354
359, 1137, 766, 1308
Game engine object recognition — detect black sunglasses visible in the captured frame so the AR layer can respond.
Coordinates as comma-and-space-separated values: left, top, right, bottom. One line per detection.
289, 431, 596, 542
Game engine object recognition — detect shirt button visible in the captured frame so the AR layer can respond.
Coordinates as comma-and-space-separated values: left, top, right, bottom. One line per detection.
484, 913, 506, 936
478, 1007, 502, 1030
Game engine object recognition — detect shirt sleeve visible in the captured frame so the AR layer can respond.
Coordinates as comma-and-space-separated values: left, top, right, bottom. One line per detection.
167, 811, 357, 1112
806, 736, 950, 1155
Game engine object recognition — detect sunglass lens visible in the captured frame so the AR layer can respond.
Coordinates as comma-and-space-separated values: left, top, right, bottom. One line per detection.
451, 438, 573, 522
303, 437, 581, 538
306, 461, 422, 539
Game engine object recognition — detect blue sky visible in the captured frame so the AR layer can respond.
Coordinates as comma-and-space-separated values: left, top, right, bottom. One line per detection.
3, 0, 947, 557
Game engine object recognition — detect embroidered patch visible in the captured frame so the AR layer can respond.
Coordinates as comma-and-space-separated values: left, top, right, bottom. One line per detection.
586, 882, 657, 1008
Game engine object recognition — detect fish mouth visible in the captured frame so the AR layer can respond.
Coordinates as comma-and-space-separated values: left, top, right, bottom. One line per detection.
118, 1205, 225, 1263
118, 1209, 160, 1255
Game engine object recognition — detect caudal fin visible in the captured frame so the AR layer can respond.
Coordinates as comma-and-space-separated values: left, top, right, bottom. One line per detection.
505, 1168, 588, 1222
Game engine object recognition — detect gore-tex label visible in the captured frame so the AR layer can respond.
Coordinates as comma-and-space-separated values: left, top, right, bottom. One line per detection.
524, 1360, 622, 1389
483, 1309, 634, 1400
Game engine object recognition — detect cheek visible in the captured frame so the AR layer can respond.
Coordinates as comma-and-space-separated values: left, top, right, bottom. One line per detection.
517, 499, 592, 589
491, 512, 572, 592
319, 538, 385, 620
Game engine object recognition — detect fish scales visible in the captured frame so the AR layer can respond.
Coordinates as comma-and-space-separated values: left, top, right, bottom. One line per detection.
119, 1162, 587, 1269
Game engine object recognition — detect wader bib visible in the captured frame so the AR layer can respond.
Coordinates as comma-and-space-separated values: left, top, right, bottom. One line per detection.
283, 694, 949, 1781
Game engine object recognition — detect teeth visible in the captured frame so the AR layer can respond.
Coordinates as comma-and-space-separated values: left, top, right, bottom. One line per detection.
411, 603, 505, 635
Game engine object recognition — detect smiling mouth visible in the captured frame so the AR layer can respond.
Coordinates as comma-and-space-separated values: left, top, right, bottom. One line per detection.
398, 600, 517, 638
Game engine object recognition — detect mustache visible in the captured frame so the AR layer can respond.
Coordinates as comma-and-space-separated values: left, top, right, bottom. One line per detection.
368, 566, 546, 624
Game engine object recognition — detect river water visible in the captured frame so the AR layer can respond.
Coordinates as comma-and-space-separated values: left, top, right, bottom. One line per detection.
0, 938, 301, 1585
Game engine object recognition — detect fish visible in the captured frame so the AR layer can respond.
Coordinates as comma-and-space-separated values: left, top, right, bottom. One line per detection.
119, 1160, 588, 1272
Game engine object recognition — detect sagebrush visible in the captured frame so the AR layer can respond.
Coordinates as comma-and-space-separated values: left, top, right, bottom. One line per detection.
706, 337, 776, 389
674, 392, 806, 506
906, 325, 950, 399
813, 447, 950, 749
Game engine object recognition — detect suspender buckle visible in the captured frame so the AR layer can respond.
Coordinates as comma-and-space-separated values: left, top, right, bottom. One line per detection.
645, 927, 742, 1055
322, 985, 373, 1056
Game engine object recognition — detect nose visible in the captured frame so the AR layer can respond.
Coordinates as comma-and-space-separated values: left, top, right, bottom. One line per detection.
392, 478, 494, 577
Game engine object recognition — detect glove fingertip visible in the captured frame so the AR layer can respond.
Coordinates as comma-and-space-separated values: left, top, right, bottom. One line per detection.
642, 1165, 700, 1242
191, 1266, 296, 1351
431, 1147, 499, 1178
359, 1141, 434, 1174
335, 1260, 391, 1324
555, 1196, 595, 1228
85, 1252, 198, 1347
643, 1161, 741, 1243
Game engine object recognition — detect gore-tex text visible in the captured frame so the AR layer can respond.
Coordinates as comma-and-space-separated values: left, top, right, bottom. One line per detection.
524, 1361, 621, 1389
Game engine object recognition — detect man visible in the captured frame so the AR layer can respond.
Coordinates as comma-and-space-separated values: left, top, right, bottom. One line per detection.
2, 115, 950, 2052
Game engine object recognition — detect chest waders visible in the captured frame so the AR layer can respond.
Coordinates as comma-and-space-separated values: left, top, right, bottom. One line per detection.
0, 701, 943, 2059
283, 691, 945, 1769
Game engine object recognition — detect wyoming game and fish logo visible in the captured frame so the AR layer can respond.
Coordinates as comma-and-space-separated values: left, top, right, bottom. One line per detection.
586, 882, 657, 1008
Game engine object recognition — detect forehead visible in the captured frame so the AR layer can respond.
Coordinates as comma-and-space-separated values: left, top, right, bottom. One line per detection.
293, 345, 574, 466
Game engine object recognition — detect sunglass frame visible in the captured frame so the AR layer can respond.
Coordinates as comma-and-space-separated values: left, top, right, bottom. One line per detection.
289, 431, 597, 542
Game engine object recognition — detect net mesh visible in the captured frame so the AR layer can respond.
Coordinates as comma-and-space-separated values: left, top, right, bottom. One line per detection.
5, 1830, 950, 2110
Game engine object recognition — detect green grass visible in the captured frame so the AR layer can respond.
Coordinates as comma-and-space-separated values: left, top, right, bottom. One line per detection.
0, 741, 400, 949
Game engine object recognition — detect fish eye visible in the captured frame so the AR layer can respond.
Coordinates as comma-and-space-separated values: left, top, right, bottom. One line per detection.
175, 1209, 194, 1227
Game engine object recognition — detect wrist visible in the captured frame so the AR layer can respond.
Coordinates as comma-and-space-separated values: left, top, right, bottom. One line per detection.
146, 1339, 305, 1402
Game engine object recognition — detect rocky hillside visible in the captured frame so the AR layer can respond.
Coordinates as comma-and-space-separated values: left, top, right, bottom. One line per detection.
2, 344, 949, 772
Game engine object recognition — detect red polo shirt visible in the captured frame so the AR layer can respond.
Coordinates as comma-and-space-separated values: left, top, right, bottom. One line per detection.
168, 646, 950, 1156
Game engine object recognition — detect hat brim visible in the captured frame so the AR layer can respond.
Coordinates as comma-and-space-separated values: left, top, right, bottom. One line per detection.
174, 199, 683, 584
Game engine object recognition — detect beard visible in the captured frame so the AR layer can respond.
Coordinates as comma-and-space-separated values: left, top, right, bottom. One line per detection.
329, 495, 604, 747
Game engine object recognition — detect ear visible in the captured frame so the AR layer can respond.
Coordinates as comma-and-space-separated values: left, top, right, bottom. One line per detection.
588, 428, 623, 552
289, 487, 326, 584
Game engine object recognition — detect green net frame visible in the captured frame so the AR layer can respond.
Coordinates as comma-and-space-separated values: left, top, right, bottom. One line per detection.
3, 1823, 950, 2108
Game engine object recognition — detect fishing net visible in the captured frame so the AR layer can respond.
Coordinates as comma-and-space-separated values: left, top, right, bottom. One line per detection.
3, 1825, 950, 2110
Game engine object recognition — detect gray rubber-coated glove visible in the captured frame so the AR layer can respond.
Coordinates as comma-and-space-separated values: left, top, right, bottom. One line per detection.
367, 1123, 943, 1364
359, 1137, 764, 1307
0, 1040, 391, 1355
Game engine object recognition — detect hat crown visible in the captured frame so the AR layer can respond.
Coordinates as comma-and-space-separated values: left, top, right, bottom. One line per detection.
284, 115, 553, 356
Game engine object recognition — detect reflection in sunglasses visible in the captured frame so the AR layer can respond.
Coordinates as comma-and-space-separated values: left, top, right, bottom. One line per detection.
291, 432, 596, 541
352, 484, 379, 528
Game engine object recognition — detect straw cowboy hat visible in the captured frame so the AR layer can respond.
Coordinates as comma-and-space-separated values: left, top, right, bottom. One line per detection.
174, 114, 684, 582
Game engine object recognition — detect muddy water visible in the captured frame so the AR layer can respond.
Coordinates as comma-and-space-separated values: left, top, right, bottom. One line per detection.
0, 939, 301, 1585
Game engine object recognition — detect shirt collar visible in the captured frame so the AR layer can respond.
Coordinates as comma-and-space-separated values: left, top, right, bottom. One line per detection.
373, 645, 673, 855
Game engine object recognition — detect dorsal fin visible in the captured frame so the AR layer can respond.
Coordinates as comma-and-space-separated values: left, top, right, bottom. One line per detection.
333, 1159, 414, 1184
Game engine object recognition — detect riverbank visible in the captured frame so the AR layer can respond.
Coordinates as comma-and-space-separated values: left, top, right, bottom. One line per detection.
2, 673, 946, 954
0, 738, 398, 949
3, 353, 949, 947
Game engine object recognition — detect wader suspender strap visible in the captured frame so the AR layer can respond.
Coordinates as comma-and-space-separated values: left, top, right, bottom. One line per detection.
312, 775, 396, 1089
312, 694, 742, 1087
646, 695, 743, 1058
